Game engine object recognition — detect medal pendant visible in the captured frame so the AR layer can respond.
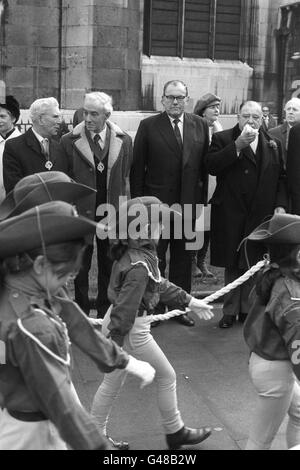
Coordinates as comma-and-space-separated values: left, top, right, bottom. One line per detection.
45, 160, 53, 171
97, 161, 105, 173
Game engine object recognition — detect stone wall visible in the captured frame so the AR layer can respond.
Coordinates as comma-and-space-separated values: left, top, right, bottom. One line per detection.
60, 0, 141, 110
0, 0, 142, 110
0, 0, 61, 107
141, 56, 253, 114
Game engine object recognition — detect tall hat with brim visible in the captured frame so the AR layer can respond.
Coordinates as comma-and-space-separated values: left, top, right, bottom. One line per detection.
97, 196, 182, 240
0, 171, 96, 220
0, 201, 101, 258
247, 213, 300, 244
194, 93, 221, 117
0, 95, 20, 122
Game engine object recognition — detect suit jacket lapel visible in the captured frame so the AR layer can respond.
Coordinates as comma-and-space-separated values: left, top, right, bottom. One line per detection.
74, 128, 95, 168
182, 114, 196, 167
156, 112, 182, 159
241, 145, 257, 166
25, 128, 44, 157
257, 130, 272, 179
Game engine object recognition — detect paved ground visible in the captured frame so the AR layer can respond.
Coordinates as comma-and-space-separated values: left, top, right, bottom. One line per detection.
72, 304, 287, 451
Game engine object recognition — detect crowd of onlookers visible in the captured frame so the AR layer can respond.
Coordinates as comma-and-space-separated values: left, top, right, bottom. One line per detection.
1, 85, 300, 331
2, 83, 300, 451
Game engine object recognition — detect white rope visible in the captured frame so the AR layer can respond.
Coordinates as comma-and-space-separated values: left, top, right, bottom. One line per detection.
150, 259, 268, 322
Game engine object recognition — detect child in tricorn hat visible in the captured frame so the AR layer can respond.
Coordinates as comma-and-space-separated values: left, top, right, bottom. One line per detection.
0, 201, 155, 450
91, 196, 214, 450
244, 213, 300, 449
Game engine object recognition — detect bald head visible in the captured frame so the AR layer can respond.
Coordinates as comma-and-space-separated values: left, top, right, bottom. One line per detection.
284, 98, 300, 126
238, 101, 263, 131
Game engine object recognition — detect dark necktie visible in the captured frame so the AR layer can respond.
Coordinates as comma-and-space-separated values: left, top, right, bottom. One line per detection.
173, 118, 183, 151
94, 133, 101, 148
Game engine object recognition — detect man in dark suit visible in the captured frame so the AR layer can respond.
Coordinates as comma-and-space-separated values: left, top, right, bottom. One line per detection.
261, 106, 277, 132
269, 97, 300, 167
3, 97, 69, 192
130, 80, 210, 327
287, 121, 300, 215
206, 101, 288, 328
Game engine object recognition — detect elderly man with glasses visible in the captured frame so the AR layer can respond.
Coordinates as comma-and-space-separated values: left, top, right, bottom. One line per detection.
205, 101, 288, 329
130, 80, 210, 327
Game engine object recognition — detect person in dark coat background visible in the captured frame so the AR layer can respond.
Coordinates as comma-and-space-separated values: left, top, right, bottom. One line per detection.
269, 97, 300, 168
287, 120, 300, 215
130, 80, 210, 327
206, 101, 288, 329
3, 97, 69, 193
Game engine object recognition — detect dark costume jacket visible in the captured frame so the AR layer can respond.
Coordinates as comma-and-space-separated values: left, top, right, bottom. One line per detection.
244, 273, 300, 381
106, 243, 192, 346
0, 282, 128, 450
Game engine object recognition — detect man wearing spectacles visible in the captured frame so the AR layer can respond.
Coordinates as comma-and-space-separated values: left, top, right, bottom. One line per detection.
205, 101, 288, 329
130, 80, 210, 327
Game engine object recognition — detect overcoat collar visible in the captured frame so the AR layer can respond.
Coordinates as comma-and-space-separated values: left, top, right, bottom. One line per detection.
72, 120, 126, 171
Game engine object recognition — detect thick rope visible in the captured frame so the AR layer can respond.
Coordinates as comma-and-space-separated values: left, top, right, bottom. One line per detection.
89, 259, 268, 325
150, 259, 268, 322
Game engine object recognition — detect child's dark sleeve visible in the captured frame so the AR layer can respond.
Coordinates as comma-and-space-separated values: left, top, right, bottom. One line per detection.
107, 265, 149, 346
56, 288, 129, 371
159, 278, 192, 310
11, 319, 109, 450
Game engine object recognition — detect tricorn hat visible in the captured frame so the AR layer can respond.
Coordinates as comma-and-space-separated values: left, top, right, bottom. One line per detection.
0, 171, 96, 220
96, 196, 182, 240
0, 95, 20, 122
194, 93, 221, 117
247, 213, 300, 244
0, 200, 100, 258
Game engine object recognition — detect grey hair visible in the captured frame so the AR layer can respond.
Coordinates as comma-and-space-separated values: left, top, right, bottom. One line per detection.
84, 92, 113, 116
29, 97, 59, 123
285, 97, 300, 110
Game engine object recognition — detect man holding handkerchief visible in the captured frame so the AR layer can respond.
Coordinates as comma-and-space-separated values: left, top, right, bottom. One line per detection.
205, 101, 288, 329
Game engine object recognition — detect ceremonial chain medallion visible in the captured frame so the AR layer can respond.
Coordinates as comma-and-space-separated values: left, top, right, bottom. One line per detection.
45, 160, 53, 171
97, 161, 105, 173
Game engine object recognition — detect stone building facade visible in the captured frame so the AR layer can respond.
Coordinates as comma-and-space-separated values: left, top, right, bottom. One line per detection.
0, 0, 299, 118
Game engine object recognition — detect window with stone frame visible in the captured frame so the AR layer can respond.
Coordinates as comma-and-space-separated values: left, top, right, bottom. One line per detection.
143, 0, 253, 61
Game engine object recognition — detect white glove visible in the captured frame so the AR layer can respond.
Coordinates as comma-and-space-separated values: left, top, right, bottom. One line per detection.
125, 356, 155, 388
242, 123, 259, 136
188, 297, 214, 321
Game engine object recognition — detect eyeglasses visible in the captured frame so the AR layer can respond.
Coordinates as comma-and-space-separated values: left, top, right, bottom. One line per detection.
164, 95, 187, 102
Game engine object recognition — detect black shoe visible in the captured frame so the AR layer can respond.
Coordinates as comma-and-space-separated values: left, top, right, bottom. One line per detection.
106, 435, 130, 450
175, 313, 195, 327
166, 426, 212, 450
151, 320, 161, 328
218, 315, 235, 329
238, 312, 247, 324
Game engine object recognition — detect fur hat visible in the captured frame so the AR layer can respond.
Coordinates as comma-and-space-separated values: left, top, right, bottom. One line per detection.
194, 93, 221, 117
0, 95, 20, 122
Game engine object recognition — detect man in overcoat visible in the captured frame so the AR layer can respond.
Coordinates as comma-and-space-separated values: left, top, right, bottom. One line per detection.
61, 92, 132, 318
206, 101, 288, 328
